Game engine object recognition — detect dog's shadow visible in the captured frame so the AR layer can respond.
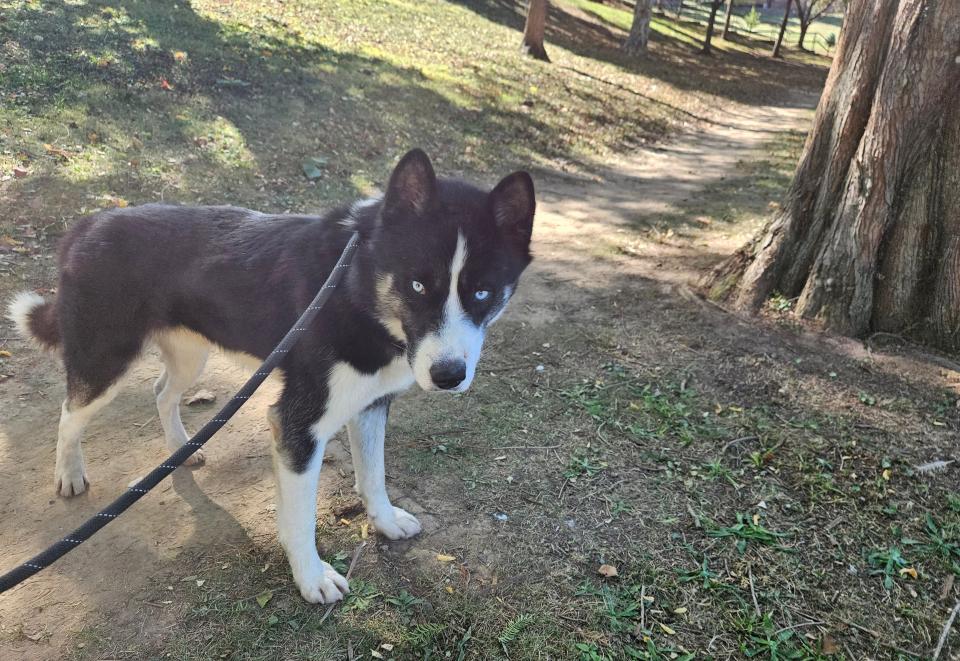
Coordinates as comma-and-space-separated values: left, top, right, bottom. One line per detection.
168, 467, 251, 548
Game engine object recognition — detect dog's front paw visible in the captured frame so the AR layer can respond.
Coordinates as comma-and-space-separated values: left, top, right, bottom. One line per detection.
371, 506, 422, 540
295, 560, 350, 604
55, 461, 89, 497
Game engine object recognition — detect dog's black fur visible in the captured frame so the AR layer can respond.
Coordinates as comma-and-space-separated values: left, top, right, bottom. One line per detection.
12, 149, 535, 603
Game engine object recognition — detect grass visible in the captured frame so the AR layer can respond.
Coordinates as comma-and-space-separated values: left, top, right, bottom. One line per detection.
7, 0, 959, 660
566, 0, 841, 57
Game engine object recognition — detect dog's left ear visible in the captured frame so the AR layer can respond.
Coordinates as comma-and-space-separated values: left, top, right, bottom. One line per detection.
383, 148, 437, 219
489, 171, 535, 248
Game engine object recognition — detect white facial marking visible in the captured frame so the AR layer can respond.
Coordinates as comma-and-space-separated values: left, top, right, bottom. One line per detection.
412, 233, 486, 392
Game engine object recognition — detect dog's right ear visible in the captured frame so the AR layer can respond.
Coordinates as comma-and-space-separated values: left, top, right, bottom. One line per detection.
383, 149, 437, 219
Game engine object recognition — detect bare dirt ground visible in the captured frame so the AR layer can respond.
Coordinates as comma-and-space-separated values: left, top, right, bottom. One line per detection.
3, 88, 960, 659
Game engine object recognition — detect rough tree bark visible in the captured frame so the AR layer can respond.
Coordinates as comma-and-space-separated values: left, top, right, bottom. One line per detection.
705, 0, 960, 349
771, 0, 793, 58
623, 0, 652, 55
722, 0, 735, 40
521, 0, 550, 62
700, 0, 724, 54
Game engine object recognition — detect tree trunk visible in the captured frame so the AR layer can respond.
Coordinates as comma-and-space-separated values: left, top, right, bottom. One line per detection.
722, 0, 735, 40
521, 0, 550, 62
705, 0, 960, 349
771, 0, 793, 58
701, 0, 722, 54
796, 19, 809, 50
623, 0, 652, 55
677, 0, 684, 19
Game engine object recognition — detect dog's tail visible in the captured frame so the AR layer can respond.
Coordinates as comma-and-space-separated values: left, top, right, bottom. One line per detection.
7, 291, 60, 350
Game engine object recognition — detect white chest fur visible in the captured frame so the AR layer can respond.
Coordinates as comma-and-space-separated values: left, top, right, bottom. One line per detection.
309, 356, 414, 440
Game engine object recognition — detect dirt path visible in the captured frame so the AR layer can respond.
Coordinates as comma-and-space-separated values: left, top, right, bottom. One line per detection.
0, 97, 818, 659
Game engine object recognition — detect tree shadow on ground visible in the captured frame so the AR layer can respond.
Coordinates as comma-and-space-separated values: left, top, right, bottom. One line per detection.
0, 0, 576, 232
452, 0, 828, 107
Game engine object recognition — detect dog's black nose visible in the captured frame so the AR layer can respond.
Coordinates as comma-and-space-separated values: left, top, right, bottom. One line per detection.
430, 359, 467, 390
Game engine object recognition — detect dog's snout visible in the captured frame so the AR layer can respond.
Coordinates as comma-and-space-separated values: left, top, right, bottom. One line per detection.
430, 359, 467, 390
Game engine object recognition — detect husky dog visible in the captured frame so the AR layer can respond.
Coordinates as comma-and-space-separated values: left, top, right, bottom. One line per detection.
7, 149, 535, 603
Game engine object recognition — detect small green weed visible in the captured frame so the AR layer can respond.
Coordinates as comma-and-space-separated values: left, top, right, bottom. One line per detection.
867, 546, 909, 590
706, 514, 792, 554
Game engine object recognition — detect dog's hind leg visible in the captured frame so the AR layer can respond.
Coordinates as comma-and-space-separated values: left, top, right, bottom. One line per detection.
347, 398, 421, 540
155, 329, 209, 465
55, 382, 122, 497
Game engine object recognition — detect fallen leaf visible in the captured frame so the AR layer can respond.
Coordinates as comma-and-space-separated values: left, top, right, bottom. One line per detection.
301, 156, 328, 180
673, 607, 688, 615
0, 350, 11, 358
899, 567, 918, 579
255, 590, 273, 608
13, 166, 28, 178
821, 633, 838, 655
444, 585, 454, 594
598, 564, 618, 578
370, 651, 384, 660
160, 78, 173, 91
184, 389, 216, 405
173, 50, 187, 62
361, 522, 369, 539
380, 643, 394, 651
196, 579, 205, 587
881, 468, 891, 481
436, 553, 456, 562
940, 573, 955, 601
658, 622, 676, 635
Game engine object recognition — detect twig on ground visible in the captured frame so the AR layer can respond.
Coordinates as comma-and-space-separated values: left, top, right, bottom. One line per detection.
493, 445, 561, 450
318, 541, 367, 626
639, 584, 647, 634
772, 620, 824, 637
721, 436, 758, 454
837, 616, 923, 658
933, 601, 960, 660
748, 566, 760, 618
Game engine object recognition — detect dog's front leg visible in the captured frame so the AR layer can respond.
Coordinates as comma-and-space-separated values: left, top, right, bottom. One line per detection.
268, 404, 350, 604
347, 398, 422, 540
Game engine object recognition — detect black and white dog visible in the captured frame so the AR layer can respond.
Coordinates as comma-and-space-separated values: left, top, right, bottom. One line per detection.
7, 149, 534, 603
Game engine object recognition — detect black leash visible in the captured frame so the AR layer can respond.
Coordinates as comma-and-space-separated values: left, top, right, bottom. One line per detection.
0, 231, 361, 594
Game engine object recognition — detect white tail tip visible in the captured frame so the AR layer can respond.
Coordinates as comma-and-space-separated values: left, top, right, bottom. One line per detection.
7, 291, 46, 340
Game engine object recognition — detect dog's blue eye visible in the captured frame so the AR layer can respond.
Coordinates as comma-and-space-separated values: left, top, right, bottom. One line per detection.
411, 280, 425, 294
474, 290, 490, 301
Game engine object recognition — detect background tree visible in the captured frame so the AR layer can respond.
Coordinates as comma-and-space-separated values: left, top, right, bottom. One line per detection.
771, 0, 793, 58
794, 0, 835, 50
721, 0, 735, 40
700, 0, 724, 54
623, 0, 652, 55
521, 0, 550, 62
705, 0, 960, 349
